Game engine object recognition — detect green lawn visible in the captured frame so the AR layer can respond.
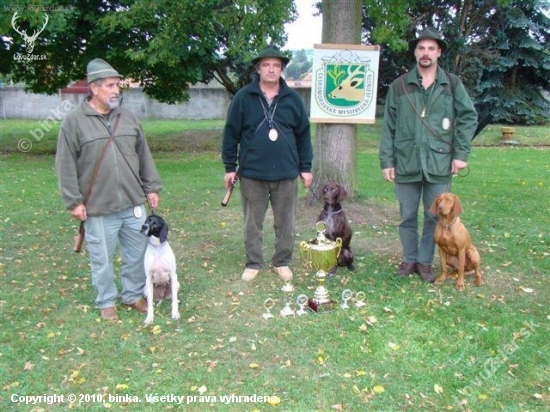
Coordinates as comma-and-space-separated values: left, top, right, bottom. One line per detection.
0, 120, 548, 411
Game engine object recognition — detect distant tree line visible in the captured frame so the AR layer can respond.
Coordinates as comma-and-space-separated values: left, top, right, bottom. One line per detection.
0, 0, 548, 124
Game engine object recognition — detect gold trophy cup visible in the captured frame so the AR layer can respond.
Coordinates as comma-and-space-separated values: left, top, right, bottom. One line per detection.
299, 221, 342, 312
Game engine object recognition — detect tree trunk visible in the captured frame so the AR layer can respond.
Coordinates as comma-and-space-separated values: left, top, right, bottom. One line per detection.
308, 0, 363, 206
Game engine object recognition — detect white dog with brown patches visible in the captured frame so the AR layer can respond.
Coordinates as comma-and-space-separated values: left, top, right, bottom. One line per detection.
140, 213, 180, 325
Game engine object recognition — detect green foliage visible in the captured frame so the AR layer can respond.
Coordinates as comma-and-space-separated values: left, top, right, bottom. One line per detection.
0, 123, 548, 411
363, 0, 550, 125
0, 0, 296, 103
285, 50, 312, 81
472, 0, 550, 124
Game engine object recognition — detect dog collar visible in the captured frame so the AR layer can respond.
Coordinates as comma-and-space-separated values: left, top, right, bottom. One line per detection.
443, 217, 458, 230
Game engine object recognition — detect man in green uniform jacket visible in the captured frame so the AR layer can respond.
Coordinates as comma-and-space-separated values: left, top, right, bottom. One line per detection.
379, 28, 478, 282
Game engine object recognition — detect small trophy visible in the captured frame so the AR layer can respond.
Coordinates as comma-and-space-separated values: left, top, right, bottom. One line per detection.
280, 281, 295, 317
296, 294, 309, 316
263, 298, 275, 320
355, 291, 366, 308
300, 221, 342, 312
340, 289, 353, 309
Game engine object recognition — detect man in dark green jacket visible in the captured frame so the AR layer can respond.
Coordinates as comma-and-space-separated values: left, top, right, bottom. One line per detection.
379, 28, 477, 282
222, 47, 313, 282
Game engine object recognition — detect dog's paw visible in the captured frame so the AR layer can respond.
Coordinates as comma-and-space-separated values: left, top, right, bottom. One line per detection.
144, 315, 154, 325
172, 311, 180, 321
455, 283, 465, 291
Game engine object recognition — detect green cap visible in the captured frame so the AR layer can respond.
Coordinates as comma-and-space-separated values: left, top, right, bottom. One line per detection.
252, 46, 290, 66
86, 58, 122, 83
409, 27, 448, 52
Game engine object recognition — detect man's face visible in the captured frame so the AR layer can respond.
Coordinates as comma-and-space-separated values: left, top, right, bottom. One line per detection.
91, 77, 121, 110
256, 57, 283, 85
415, 39, 441, 68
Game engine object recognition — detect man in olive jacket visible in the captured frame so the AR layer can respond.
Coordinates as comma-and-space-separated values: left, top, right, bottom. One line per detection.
379, 28, 477, 282
56, 58, 162, 321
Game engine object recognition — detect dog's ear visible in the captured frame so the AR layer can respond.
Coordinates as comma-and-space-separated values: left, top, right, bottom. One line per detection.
159, 222, 169, 243
452, 195, 464, 217
429, 195, 440, 216
336, 185, 348, 203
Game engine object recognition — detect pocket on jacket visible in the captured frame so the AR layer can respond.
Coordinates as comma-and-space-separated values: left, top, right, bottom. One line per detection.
395, 139, 419, 176
428, 139, 452, 176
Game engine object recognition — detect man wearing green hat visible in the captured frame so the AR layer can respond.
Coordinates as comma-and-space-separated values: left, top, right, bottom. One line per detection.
222, 46, 313, 282
379, 28, 478, 282
56, 58, 162, 321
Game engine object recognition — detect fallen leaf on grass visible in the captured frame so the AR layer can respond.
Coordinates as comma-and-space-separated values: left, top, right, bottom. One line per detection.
116, 383, 129, 390
23, 361, 34, 371
151, 325, 162, 335
388, 342, 400, 351
366, 316, 378, 325
197, 385, 207, 394
268, 396, 281, 406
519, 287, 535, 293
373, 385, 385, 393
249, 363, 260, 369
434, 384, 444, 394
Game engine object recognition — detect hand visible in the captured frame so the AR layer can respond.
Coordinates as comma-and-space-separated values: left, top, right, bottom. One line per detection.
452, 159, 468, 175
147, 193, 160, 209
71, 204, 87, 221
224, 172, 237, 189
300, 172, 313, 188
382, 168, 395, 183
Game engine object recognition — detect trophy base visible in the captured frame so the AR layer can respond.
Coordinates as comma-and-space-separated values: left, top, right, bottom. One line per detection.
308, 298, 334, 313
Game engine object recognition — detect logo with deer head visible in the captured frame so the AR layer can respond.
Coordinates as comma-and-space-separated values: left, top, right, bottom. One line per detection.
312, 48, 379, 121
12, 12, 49, 54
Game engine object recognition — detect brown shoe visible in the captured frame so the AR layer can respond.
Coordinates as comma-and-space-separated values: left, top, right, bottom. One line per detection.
396, 261, 417, 276
417, 264, 436, 282
124, 298, 148, 313
100, 306, 119, 321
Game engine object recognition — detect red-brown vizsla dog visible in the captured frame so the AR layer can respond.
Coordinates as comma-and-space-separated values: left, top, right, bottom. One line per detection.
429, 192, 483, 291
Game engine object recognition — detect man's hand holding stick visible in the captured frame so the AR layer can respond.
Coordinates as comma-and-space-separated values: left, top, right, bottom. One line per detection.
221, 173, 238, 207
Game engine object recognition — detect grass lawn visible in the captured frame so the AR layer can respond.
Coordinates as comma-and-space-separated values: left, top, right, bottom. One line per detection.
0, 119, 548, 411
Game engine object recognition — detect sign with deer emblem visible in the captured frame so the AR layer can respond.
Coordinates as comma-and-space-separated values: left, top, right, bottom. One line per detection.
310, 44, 380, 124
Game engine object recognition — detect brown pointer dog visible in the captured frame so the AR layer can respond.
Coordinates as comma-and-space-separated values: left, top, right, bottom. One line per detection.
430, 192, 483, 291
317, 182, 354, 274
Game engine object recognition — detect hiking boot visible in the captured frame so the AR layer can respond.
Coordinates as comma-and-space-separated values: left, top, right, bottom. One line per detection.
100, 306, 119, 321
417, 264, 436, 282
124, 298, 148, 313
273, 266, 293, 281
241, 268, 259, 281
396, 261, 417, 277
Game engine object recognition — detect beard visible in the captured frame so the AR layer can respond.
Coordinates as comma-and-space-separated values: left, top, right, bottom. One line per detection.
107, 96, 120, 110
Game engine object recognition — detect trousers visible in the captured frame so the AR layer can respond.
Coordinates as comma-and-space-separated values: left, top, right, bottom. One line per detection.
240, 177, 298, 269
84, 205, 147, 308
395, 181, 450, 265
